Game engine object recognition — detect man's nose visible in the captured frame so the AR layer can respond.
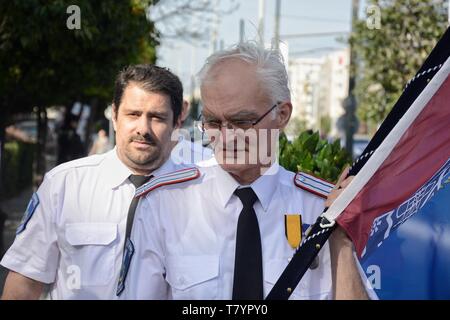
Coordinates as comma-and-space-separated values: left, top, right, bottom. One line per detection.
219, 126, 235, 143
220, 122, 242, 138
136, 116, 152, 136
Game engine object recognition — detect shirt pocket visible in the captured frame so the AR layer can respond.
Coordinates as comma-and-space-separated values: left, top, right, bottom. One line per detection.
165, 255, 219, 299
65, 222, 118, 286
264, 258, 331, 300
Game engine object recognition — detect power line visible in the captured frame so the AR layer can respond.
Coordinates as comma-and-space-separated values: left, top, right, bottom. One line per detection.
280, 31, 349, 40
289, 47, 342, 56
282, 14, 349, 24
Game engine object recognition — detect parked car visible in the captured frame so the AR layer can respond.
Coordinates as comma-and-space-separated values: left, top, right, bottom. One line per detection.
353, 137, 370, 158
340, 135, 371, 159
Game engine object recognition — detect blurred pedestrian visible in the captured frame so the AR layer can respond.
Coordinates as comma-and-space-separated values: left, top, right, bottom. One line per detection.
56, 114, 85, 164
89, 129, 110, 155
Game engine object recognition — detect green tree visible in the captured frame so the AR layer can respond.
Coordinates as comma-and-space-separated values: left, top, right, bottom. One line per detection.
350, 0, 448, 125
0, 0, 158, 117
0, 0, 159, 192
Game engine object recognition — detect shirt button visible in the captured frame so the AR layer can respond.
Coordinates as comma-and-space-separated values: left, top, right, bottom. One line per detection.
178, 276, 186, 285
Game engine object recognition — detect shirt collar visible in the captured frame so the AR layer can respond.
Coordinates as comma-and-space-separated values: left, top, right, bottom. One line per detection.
250, 163, 280, 212
214, 165, 240, 209
102, 148, 134, 189
215, 162, 280, 212
103, 148, 180, 189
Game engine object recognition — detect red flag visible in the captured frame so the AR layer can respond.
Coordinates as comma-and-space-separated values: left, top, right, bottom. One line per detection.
337, 72, 450, 256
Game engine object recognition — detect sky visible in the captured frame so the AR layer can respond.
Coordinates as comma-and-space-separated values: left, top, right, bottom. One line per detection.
153, 0, 354, 94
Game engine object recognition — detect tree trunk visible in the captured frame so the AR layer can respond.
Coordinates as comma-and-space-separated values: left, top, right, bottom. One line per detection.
34, 106, 47, 188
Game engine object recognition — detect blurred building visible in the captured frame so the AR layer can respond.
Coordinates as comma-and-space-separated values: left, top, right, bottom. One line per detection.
289, 57, 324, 129
289, 48, 350, 138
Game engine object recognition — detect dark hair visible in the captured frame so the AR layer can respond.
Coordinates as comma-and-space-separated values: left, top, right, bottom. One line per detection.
113, 64, 183, 125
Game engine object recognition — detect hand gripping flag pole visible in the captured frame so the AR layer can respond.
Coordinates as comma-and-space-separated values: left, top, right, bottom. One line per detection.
266, 27, 450, 300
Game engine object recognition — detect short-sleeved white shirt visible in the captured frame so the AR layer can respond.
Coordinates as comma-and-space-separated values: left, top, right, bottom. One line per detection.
1, 148, 183, 299
123, 162, 333, 300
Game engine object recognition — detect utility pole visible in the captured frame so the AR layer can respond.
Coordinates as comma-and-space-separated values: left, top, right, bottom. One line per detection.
258, 0, 265, 45
239, 19, 245, 44
210, 0, 220, 54
190, 45, 196, 99
274, 0, 281, 50
344, 0, 360, 157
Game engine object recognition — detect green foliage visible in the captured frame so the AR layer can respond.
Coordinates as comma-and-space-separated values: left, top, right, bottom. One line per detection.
279, 131, 352, 183
0, 0, 159, 117
350, 0, 448, 125
2, 141, 35, 199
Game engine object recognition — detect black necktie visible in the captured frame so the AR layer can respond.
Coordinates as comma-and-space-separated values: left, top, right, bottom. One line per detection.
117, 174, 152, 296
125, 175, 152, 239
232, 187, 264, 300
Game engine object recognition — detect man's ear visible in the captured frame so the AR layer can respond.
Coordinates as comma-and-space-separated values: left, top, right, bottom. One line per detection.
174, 100, 189, 129
181, 100, 190, 123
277, 101, 292, 130
111, 104, 118, 132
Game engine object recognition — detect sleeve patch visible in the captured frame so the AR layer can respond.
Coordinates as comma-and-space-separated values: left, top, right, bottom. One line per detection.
16, 192, 40, 235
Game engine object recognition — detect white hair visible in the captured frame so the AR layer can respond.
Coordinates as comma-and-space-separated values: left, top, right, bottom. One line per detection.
198, 41, 291, 106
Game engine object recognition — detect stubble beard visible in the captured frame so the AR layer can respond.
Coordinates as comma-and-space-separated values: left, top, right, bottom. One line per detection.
124, 142, 165, 173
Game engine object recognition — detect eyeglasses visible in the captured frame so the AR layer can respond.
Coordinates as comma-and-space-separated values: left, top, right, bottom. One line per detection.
198, 102, 281, 132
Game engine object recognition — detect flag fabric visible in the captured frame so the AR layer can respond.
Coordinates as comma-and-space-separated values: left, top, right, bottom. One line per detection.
267, 28, 450, 300
329, 29, 450, 299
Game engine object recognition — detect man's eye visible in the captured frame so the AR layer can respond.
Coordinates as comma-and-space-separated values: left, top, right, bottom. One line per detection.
232, 120, 252, 125
205, 121, 221, 128
231, 120, 253, 128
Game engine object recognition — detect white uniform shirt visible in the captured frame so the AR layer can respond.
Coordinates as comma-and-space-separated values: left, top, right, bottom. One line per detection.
124, 162, 333, 300
170, 136, 213, 165
1, 148, 183, 299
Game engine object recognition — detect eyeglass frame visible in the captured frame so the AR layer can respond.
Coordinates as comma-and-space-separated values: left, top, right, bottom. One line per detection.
198, 101, 282, 132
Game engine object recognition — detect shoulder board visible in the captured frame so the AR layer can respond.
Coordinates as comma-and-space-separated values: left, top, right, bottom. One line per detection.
135, 167, 200, 198
294, 172, 334, 199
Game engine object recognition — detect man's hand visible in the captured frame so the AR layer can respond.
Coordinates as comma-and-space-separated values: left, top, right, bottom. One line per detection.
325, 166, 353, 208
326, 167, 369, 300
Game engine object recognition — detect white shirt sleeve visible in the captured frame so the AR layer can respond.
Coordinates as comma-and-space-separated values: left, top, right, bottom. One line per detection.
123, 195, 169, 299
1, 174, 60, 284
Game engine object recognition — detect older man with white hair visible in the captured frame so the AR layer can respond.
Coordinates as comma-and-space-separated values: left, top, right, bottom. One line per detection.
120, 41, 369, 300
